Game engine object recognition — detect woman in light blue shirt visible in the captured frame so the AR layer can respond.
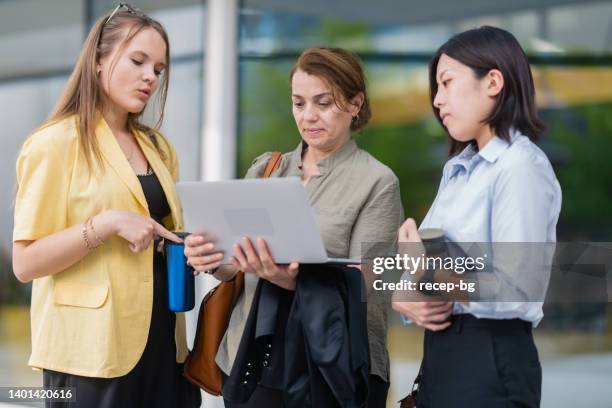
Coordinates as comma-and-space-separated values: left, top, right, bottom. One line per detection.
393, 26, 561, 407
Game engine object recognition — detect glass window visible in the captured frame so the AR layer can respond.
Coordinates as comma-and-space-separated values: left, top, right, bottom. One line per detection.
0, 0, 84, 79
91, 1, 205, 58
154, 61, 204, 182
548, 2, 612, 54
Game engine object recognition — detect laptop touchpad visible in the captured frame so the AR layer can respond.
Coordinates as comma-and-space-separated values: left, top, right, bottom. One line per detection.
224, 208, 274, 235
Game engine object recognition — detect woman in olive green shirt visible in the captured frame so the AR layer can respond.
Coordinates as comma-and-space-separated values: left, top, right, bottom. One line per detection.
186, 47, 403, 407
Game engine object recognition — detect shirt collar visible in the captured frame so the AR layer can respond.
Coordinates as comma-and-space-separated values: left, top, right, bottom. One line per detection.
448, 143, 476, 179
477, 134, 509, 163
447, 128, 518, 179
292, 140, 305, 169
294, 138, 358, 174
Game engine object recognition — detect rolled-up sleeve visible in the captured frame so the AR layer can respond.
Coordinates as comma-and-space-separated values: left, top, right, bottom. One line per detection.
13, 134, 71, 241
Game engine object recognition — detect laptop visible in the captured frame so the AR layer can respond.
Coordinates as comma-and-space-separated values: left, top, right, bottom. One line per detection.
176, 177, 360, 265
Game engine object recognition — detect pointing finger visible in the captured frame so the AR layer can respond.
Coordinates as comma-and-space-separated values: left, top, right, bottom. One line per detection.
153, 222, 182, 243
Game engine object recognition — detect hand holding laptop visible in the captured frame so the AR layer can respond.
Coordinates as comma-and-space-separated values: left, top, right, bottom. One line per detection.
231, 236, 299, 291
183, 234, 225, 275
176, 178, 360, 265
184, 232, 299, 290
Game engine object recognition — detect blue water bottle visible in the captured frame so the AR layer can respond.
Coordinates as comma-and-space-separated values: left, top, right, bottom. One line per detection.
165, 232, 195, 312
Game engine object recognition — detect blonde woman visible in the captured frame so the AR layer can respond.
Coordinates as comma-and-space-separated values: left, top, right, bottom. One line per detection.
12, 4, 199, 407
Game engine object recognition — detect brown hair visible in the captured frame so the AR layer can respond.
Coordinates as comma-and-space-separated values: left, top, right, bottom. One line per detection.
290, 47, 371, 132
47, 6, 170, 172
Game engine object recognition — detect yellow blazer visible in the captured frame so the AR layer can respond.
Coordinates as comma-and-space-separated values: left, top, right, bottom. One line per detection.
13, 115, 188, 378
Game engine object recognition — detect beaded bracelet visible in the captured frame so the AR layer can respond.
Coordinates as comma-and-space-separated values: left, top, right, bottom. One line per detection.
82, 220, 95, 251
88, 217, 104, 247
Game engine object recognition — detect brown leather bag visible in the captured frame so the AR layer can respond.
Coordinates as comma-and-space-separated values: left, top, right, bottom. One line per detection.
183, 152, 283, 395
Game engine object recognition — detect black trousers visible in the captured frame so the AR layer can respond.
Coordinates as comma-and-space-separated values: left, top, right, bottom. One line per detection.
367, 374, 389, 408
417, 314, 541, 408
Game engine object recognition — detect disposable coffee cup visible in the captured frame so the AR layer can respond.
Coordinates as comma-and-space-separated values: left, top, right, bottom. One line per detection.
165, 232, 195, 312
418, 228, 469, 304
419, 228, 447, 257
417, 228, 447, 298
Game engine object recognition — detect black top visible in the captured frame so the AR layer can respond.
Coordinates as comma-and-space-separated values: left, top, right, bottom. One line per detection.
138, 172, 171, 224
137, 171, 171, 321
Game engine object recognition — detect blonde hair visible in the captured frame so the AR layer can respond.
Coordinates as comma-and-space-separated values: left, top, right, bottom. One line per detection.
47, 7, 170, 172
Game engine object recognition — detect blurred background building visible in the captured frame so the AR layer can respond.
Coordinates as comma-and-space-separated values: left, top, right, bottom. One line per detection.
1, 0, 611, 407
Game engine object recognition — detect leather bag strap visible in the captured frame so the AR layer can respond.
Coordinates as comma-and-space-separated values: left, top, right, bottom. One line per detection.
263, 152, 282, 178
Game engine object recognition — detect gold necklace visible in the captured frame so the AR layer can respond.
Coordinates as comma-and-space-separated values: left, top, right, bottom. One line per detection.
123, 138, 152, 176
125, 141, 135, 163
